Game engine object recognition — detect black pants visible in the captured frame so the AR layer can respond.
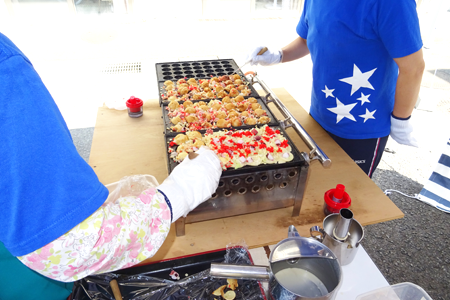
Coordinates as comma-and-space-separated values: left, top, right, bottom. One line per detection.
326, 131, 389, 178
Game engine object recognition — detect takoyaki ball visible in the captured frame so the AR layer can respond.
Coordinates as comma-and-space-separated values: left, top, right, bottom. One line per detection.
235, 79, 243, 85
254, 108, 265, 117
245, 117, 257, 125
202, 122, 213, 128
204, 87, 211, 93
168, 100, 179, 110
177, 151, 188, 162
217, 119, 229, 128
164, 80, 174, 86
165, 84, 174, 91
204, 113, 212, 121
233, 74, 241, 80
215, 86, 224, 93
228, 111, 239, 118
207, 91, 215, 98
187, 78, 197, 85
174, 134, 189, 145
194, 139, 205, 148
178, 87, 189, 96
224, 84, 234, 92
217, 111, 227, 119
177, 79, 186, 85
186, 115, 199, 123
187, 131, 202, 140
231, 117, 242, 127
259, 116, 270, 124
241, 88, 252, 96
201, 81, 209, 88
210, 77, 219, 83
225, 103, 236, 111
193, 93, 202, 100
217, 91, 228, 98
168, 96, 177, 102
237, 85, 246, 91
211, 103, 222, 111
225, 80, 233, 86
241, 111, 249, 117
198, 101, 207, 106
185, 107, 196, 114
237, 103, 249, 112
200, 105, 209, 111
222, 96, 232, 103
251, 103, 262, 111
171, 116, 182, 125
171, 124, 183, 132
229, 88, 239, 97
178, 83, 189, 88
234, 95, 245, 102
247, 97, 258, 103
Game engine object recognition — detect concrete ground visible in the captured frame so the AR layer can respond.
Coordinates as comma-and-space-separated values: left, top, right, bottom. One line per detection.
2, 0, 450, 298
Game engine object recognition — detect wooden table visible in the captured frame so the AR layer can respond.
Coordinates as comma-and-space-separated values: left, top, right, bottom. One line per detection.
89, 88, 403, 263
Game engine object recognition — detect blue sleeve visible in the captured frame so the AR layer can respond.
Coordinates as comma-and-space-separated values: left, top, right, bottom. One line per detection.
374, 0, 423, 58
0, 49, 108, 256
296, 0, 309, 39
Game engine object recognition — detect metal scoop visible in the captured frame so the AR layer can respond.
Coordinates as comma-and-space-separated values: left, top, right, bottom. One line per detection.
229, 47, 268, 75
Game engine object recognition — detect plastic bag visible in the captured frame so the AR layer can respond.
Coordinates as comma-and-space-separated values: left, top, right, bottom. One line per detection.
71, 241, 266, 300
104, 175, 159, 205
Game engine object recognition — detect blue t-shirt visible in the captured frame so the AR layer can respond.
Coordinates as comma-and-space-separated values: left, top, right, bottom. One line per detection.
297, 0, 422, 139
0, 33, 109, 256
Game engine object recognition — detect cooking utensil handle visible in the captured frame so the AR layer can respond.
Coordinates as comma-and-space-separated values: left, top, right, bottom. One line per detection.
257, 47, 268, 55
245, 72, 331, 168
310, 225, 325, 242
210, 263, 271, 280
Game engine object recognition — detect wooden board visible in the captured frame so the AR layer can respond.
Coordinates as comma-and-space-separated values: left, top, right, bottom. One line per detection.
89, 88, 403, 263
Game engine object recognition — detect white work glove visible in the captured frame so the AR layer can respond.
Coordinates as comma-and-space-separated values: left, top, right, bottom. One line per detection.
246, 46, 282, 66
390, 114, 419, 147
157, 146, 222, 222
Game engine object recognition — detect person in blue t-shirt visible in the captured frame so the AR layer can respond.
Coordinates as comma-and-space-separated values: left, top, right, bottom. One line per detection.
0, 32, 221, 299
246, 0, 425, 177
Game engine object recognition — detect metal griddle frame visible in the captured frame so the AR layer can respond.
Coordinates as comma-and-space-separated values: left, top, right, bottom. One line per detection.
168, 69, 331, 236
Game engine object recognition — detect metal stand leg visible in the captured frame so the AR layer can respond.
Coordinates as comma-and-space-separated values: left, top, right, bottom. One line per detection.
292, 165, 309, 217
175, 217, 186, 236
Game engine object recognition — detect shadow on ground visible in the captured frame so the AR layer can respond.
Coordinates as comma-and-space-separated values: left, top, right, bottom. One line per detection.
366, 168, 450, 300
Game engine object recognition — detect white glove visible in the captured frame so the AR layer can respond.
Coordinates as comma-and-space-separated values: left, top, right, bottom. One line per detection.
246, 46, 282, 66
390, 115, 419, 147
157, 146, 222, 222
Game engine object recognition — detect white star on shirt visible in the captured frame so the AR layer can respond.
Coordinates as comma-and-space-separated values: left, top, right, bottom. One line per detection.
327, 98, 357, 124
339, 64, 377, 96
322, 85, 335, 98
359, 108, 376, 123
357, 92, 371, 105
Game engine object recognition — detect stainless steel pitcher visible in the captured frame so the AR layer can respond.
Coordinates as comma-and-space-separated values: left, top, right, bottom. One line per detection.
210, 225, 342, 300
310, 209, 364, 266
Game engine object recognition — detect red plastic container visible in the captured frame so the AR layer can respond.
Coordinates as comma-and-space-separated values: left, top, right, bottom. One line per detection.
126, 96, 143, 117
323, 184, 351, 215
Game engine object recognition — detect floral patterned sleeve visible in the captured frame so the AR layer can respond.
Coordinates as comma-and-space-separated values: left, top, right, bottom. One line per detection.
17, 187, 172, 282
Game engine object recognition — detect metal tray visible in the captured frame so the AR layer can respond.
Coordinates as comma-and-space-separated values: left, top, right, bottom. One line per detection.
162, 97, 280, 137
155, 59, 260, 105
165, 126, 307, 177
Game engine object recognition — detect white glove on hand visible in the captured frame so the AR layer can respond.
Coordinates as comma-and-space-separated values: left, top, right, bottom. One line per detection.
157, 146, 222, 222
246, 46, 282, 66
390, 115, 419, 147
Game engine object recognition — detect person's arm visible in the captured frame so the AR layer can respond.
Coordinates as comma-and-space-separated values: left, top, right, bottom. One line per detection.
18, 147, 221, 282
281, 36, 310, 63
392, 48, 425, 118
